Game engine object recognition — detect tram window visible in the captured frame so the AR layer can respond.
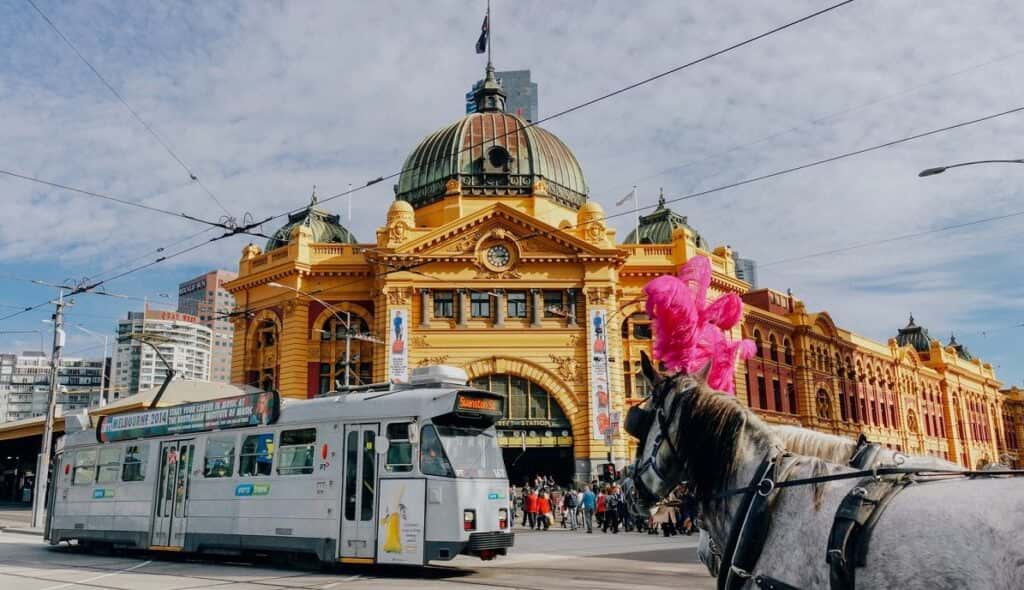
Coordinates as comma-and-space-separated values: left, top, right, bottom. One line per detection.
277, 428, 316, 476
96, 448, 123, 484
73, 449, 97, 485
239, 433, 274, 476
344, 431, 358, 520
360, 431, 375, 521
385, 423, 413, 472
204, 437, 236, 478
122, 444, 148, 482
419, 425, 455, 478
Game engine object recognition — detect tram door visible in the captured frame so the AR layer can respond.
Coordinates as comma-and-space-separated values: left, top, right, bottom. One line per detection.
151, 440, 195, 548
340, 424, 379, 560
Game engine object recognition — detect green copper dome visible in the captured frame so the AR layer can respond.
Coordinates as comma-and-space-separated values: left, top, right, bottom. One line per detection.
624, 191, 709, 247
395, 65, 588, 210
265, 191, 357, 251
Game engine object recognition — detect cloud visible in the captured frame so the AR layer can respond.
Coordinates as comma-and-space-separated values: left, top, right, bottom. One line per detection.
0, 0, 1021, 383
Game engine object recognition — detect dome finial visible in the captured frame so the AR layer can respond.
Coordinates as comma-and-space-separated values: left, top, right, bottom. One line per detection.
907, 313, 915, 327
474, 61, 506, 113
310, 185, 318, 207
658, 187, 666, 208
949, 332, 958, 345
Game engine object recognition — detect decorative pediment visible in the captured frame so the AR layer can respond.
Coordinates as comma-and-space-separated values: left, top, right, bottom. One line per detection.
393, 203, 626, 263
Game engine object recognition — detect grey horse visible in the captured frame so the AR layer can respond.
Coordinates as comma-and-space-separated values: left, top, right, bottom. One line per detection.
624, 358, 1024, 589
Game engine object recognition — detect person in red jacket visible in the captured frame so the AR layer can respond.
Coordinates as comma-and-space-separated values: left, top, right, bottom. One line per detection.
596, 489, 607, 530
536, 492, 552, 531
524, 488, 539, 530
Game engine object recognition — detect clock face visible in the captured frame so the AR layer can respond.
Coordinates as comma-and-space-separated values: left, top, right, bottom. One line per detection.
486, 244, 511, 268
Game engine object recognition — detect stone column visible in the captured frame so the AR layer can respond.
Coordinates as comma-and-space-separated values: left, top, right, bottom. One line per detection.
419, 289, 431, 328
493, 289, 505, 328
530, 289, 543, 328
457, 289, 468, 328
566, 288, 578, 327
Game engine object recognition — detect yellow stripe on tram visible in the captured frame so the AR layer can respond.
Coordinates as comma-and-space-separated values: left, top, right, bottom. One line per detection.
338, 557, 374, 564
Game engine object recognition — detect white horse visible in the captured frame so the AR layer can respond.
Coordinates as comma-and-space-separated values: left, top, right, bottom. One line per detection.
623, 358, 1024, 589
696, 424, 962, 578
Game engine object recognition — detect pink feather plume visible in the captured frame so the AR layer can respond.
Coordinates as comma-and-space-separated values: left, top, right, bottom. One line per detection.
643, 256, 755, 394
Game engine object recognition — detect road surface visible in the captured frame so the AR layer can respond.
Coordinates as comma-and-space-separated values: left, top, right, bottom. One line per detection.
0, 526, 715, 589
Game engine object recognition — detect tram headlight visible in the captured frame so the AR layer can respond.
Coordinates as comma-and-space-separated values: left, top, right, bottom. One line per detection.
498, 508, 508, 529
463, 509, 477, 531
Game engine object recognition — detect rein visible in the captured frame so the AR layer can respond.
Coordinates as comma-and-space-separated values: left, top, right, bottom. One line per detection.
708, 465, 1024, 501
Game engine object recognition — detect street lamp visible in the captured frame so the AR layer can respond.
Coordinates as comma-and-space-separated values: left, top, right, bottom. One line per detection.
76, 326, 110, 408
918, 158, 1024, 177
267, 282, 382, 388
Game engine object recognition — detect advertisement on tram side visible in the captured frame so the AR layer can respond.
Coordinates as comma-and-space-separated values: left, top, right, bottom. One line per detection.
97, 390, 280, 442
377, 479, 426, 565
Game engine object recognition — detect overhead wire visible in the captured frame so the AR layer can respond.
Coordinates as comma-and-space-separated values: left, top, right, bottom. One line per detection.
25, 0, 233, 218
255, 0, 858, 226
611, 45, 1024, 194
506, 103, 1024, 246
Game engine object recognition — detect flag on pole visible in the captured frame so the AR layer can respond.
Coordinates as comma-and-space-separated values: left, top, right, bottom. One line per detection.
475, 15, 489, 54
615, 187, 636, 207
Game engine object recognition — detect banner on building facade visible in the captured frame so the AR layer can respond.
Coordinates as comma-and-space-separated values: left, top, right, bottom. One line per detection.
389, 308, 410, 383
96, 390, 279, 443
589, 308, 613, 440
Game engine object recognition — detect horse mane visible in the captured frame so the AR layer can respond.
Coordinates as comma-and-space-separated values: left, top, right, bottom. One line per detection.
671, 374, 779, 499
773, 425, 857, 465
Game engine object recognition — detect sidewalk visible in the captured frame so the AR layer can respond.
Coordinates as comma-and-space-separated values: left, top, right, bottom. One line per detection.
0, 502, 42, 535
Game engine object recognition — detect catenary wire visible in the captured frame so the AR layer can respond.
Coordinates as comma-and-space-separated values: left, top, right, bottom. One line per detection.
25, 0, 233, 218
610, 45, 1024, 195
760, 209, 1024, 267
257, 0, 857, 226
508, 103, 1024, 244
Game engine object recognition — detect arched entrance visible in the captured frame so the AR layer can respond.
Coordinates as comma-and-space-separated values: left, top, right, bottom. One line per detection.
469, 373, 575, 486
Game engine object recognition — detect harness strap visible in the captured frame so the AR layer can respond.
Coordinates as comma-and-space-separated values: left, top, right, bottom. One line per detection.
716, 457, 771, 590
826, 475, 912, 590
754, 575, 803, 590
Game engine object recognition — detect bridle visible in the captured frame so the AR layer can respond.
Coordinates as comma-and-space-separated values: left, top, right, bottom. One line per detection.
624, 376, 693, 511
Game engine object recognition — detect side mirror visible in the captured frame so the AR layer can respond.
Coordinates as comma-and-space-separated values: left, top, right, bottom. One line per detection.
408, 425, 420, 445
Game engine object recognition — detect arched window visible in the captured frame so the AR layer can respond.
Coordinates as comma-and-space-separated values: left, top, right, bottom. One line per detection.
754, 330, 763, 358
251, 319, 279, 391
317, 314, 374, 393
621, 312, 651, 341
783, 339, 793, 365
769, 334, 778, 362
469, 374, 571, 428
816, 389, 832, 420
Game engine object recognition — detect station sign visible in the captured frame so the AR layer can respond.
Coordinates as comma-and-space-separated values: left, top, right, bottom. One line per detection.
96, 390, 280, 443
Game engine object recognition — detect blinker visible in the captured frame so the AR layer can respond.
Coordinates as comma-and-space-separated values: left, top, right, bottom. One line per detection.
624, 405, 654, 439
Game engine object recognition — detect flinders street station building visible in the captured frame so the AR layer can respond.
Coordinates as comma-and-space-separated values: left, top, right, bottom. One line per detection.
225, 65, 1019, 483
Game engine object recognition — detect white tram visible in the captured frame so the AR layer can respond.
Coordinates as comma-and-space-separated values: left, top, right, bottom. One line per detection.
47, 366, 514, 565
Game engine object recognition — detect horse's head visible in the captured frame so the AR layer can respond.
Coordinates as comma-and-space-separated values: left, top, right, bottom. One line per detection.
622, 351, 704, 517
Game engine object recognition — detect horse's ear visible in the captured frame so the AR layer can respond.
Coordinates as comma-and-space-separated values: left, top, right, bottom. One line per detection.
856, 433, 869, 447
692, 361, 712, 385
640, 351, 659, 385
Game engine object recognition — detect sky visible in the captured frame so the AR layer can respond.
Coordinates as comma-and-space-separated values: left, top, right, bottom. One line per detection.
0, 0, 1021, 385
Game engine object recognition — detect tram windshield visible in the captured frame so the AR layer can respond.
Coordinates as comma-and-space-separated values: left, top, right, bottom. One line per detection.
435, 424, 507, 479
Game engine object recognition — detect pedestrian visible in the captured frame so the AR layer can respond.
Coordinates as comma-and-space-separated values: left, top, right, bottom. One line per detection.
536, 492, 552, 531
581, 485, 596, 533
525, 487, 538, 530
603, 485, 621, 533
596, 487, 606, 530
563, 486, 578, 530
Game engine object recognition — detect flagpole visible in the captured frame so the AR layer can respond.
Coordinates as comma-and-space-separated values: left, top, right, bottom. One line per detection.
347, 183, 353, 224
487, 0, 492, 65
632, 185, 639, 244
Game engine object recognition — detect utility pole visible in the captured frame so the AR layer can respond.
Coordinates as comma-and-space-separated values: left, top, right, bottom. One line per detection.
32, 289, 66, 529
344, 310, 352, 388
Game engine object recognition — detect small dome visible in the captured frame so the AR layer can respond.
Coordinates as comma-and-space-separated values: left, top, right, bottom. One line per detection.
395, 65, 588, 211
894, 314, 933, 353
265, 190, 357, 251
578, 201, 604, 215
624, 190, 709, 247
947, 333, 973, 361
389, 200, 414, 214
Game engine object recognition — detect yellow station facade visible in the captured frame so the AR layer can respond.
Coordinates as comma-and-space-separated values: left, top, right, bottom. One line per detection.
224, 66, 1014, 482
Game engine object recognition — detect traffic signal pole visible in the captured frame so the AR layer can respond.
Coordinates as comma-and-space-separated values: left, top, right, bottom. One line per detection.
31, 289, 66, 529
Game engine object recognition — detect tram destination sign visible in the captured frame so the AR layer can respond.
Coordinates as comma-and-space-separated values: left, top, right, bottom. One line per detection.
97, 390, 280, 443
454, 392, 503, 418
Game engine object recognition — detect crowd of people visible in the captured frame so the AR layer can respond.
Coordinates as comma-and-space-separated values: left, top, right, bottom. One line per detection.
509, 475, 696, 537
